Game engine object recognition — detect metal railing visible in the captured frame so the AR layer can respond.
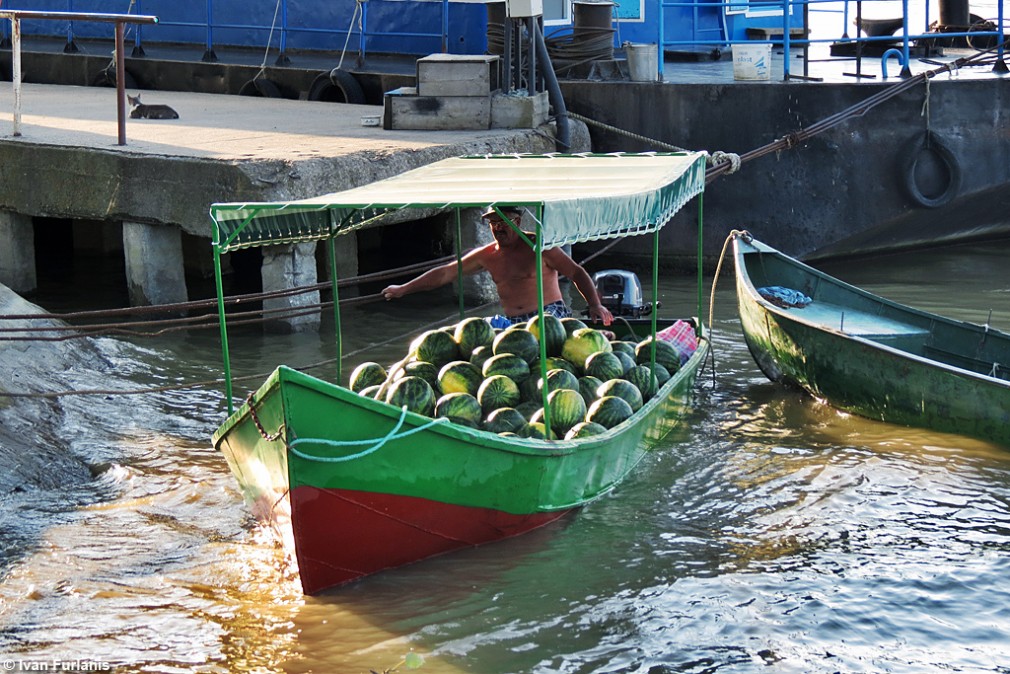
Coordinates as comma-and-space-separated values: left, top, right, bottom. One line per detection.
0, 10, 158, 145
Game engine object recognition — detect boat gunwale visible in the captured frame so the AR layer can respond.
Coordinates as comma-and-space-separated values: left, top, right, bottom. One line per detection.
734, 236, 1010, 389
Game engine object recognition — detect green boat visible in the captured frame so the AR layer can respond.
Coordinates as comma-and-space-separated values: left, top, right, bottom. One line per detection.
210, 153, 710, 594
733, 233, 1010, 447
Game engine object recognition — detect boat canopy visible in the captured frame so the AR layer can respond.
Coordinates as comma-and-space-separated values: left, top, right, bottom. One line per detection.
210, 152, 707, 253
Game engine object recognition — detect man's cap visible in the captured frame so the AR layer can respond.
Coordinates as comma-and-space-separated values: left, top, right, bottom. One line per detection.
481, 205, 523, 220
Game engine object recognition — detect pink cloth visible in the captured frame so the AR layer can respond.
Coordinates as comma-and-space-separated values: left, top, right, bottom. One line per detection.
657, 320, 697, 363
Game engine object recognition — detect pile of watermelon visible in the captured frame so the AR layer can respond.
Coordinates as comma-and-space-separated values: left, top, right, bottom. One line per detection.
347, 314, 684, 441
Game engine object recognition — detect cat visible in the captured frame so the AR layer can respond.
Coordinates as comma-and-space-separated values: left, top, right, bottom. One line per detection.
127, 94, 179, 120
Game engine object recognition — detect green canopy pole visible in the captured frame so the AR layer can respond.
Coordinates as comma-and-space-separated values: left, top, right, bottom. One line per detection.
650, 225, 659, 373
455, 208, 465, 318
697, 193, 704, 336
211, 233, 234, 416
534, 206, 551, 436
328, 234, 342, 384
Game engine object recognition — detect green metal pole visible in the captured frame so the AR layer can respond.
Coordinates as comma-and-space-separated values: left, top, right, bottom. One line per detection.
328, 235, 342, 384
697, 193, 704, 336
650, 226, 659, 371
455, 208, 465, 318
534, 207, 551, 436
211, 236, 234, 416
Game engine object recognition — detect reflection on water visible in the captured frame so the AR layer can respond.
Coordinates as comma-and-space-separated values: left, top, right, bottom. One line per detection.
1, 240, 1010, 672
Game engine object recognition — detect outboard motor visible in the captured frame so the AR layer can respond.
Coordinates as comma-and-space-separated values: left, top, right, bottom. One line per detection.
591, 269, 653, 317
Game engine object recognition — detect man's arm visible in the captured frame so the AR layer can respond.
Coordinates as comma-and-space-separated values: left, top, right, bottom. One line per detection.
382, 246, 489, 300
544, 249, 613, 325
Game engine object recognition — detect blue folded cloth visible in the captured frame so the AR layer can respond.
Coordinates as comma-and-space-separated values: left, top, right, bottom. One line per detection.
757, 286, 812, 308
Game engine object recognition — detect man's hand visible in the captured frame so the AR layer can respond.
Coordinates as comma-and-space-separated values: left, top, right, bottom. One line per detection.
382, 284, 406, 300
586, 303, 613, 326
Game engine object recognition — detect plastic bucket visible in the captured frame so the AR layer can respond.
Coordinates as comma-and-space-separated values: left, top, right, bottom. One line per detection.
625, 42, 659, 82
732, 43, 771, 80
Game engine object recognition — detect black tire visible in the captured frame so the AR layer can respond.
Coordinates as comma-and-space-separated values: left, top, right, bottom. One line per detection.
897, 130, 962, 209
239, 78, 282, 98
307, 68, 366, 104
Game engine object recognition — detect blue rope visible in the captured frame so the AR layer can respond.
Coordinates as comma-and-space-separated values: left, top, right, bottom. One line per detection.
287, 406, 448, 463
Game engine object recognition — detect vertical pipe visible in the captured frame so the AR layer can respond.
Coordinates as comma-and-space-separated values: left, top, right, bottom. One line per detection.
328, 234, 342, 384
649, 225, 659, 372
280, 0, 288, 58
455, 209, 464, 318
534, 207, 550, 437
115, 21, 127, 146
442, 0, 449, 53
995, 0, 1007, 73
12, 18, 21, 137
212, 236, 234, 416
900, 0, 911, 77
783, 0, 792, 80
657, 0, 665, 78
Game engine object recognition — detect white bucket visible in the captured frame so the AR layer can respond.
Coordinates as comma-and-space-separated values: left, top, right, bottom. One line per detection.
625, 42, 659, 82
732, 43, 771, 81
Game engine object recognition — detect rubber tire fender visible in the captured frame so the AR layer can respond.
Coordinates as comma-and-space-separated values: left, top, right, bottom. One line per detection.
897, 130, 962, 209
239, 78, 282, 98
307, 68, 366, 104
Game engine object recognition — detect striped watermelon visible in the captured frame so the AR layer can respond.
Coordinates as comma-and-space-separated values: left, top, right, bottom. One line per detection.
384, 376, 436, 416
482, 353, 531, 382
561, 328, 613, 369
515, 401, 541, 421
434, 392, 482, 426
578, 375, 603, 406
539, 368, 580, 394
613, 351, 637, 374
482, 407, 526, 434
584, 351, 624, 381
609, 340, 637, 358
476, 374, 521, 413
469, 345, 494, 370
493, 328, 541, 364
596, 378, 643, 412
411, 329, 460, 367
454, 317, 495, 358
527, 314, 566, 357
623, 364, 658, 400
438, 360, 483, 396
519, 421, 556, 440
400, 360, 440, 390
560, 317, 588, 336
585, 395, 634, 429
349, 361, 387, 392
547, 388, 588, 436
564, 421, 608, 440
635, 337, 681, 373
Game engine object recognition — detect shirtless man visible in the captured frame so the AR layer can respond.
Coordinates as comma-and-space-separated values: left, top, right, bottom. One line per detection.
381, 206, 614, 326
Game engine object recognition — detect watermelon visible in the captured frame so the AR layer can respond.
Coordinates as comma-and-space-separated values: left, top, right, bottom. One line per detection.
454, 317, 495, 358
610, 340, 637, 358
564, 421, 608, 440
482, 353, 531, 382
544, 356, 578, 375
527, 314, 566, 357
482, 407, 526, 434
519, 374, 541, 403
539, 368, 580, 394
493, 328, 541, 364
597, 378, 643, 412
385, 376, 436, 416
647, 362, 672, 386
585, 395, 634, 429
349, 361, 387, 392
635, 337, 682, 373
469, 345, 494, 370
624, 364, 658, 400
547, 388, 588, 435
614, 351, 637, 374
584, 351, 625, 381
578, 375, 603, 406
519, 421, 555, 440
435, 392, 483, 426
401, 360, 440, 390
438, 360, 483, 396
561, 328, 613, 369
359, 384, 382, 399
560, 317, 588, 336
477, 374, 521, 412
515, 401, 542, 421
411, 329, 460, 367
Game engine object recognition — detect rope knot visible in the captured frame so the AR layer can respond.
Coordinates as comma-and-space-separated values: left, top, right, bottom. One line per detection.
709, 151, 742, 174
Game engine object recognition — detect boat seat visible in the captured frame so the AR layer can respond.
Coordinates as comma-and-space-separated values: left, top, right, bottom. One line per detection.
791, 301, 929, 338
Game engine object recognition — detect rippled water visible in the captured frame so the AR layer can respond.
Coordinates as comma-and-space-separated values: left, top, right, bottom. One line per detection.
1, 240, 1009, 673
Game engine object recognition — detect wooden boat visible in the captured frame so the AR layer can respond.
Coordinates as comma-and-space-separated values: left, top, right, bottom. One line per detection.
733, 233, 1010, 447
210, 153, 710, 594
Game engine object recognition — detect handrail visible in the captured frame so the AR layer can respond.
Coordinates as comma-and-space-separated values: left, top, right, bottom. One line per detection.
0, 10, 158, 145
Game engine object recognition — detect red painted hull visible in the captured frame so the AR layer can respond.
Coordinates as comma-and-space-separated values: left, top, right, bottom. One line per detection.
289, 485, 571, 594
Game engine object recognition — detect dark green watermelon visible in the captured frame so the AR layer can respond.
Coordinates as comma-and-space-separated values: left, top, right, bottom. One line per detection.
482, 407, 526, 433
596, 379, 643, 412
527, 314, 566, 357
585, 395, 634, 429
635, 337, 681, 373
454, 317, 495, 359
539, 368, 580, 394
613, 351, 637, 374
561, 328, 613, 369
560, 317, 588, 336
493, 328, 541, 364
482, 353, 531, 382
434, 392, 483, 426
564, 421, 608, 440
411, 329, 460, 367
547, 388, 588, 436
519, 421, 555, 440
384, 376, 436, 416
623, 364, 658, 401
401, 360, 440, 390
584, 351, 624, 381
476, 374, 521, 413
469, 345, 494, 370
438, 360, 483, 396
349, 361, 387, 393
515, 401, 542, 421
578, 375, 604, 406
609, 340, 637, 358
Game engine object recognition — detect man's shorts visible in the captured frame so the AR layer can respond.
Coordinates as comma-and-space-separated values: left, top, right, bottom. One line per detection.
506, 300, 573, 324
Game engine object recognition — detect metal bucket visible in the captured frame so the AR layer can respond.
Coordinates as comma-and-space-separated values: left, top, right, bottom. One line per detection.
624, 42, 658, 82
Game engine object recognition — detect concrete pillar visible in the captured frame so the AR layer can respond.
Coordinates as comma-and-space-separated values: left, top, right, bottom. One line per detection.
0, 210, 36, 292
122, 221, 189, 306
262, 242, 320, 333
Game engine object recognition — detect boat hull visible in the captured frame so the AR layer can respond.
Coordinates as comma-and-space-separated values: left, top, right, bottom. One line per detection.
214, 322, 709, 593
734, 236, 1010, 446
